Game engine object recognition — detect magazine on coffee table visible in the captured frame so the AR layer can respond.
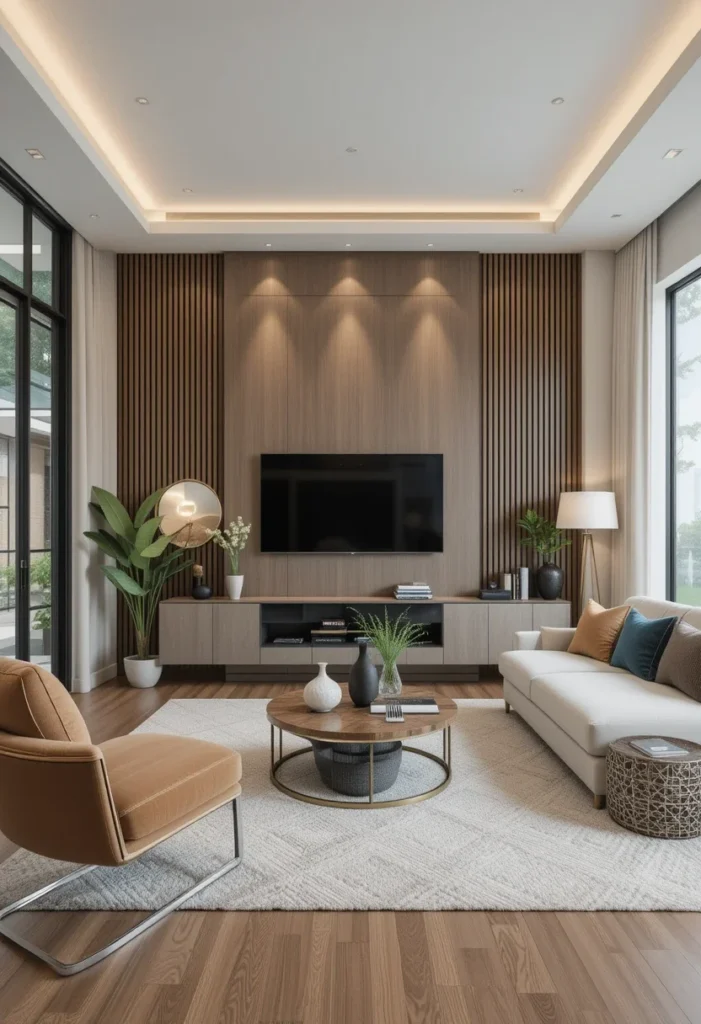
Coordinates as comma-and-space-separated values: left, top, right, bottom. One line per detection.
370, 698, 439, 715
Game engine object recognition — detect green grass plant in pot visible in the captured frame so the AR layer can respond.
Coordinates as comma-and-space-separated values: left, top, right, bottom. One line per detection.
517, 509, 571, 600
351, 608, 426, 696
85, 486, 193, 687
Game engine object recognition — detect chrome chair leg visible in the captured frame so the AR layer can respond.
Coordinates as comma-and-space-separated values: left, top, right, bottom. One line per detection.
0, 797, 243, 976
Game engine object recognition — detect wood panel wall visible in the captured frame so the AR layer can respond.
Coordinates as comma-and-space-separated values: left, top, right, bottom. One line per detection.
481, 253, 582, 606
223, 253, 482, 598
117, 254, 223, 660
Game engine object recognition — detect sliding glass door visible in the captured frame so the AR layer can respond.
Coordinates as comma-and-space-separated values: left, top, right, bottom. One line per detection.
0, 163, 70, 682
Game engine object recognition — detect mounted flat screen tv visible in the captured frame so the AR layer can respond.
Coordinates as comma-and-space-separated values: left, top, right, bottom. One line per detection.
261, 454, 443, 554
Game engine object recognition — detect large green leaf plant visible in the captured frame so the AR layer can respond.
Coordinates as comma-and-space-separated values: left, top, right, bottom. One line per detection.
85, 486, 193, 660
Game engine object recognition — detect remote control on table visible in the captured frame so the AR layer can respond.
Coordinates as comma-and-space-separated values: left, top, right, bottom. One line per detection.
385, 702, 404, 723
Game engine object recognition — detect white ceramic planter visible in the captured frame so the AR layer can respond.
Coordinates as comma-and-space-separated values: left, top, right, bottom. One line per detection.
226, 575, 244, 600
304, 663, 342, 713
124, 655, 162, 688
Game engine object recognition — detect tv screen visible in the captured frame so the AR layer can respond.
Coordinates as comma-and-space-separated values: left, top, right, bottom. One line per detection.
261, 454, 443, 553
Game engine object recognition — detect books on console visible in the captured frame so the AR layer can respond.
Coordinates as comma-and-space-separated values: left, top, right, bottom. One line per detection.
394, 581, 433, 600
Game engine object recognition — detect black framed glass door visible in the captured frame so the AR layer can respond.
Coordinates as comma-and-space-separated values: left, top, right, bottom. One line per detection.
0, 161, 70, 682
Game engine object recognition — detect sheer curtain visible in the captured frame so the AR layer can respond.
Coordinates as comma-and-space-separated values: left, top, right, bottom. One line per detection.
72, 234, 118, 691
611, 222, 657, 604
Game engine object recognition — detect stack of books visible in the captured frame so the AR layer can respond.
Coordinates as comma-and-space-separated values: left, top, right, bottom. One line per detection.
311, 618, 348, 646
394, 582, 433, 601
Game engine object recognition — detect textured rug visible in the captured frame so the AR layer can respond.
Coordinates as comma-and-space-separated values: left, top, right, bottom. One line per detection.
4, 698, 701, 911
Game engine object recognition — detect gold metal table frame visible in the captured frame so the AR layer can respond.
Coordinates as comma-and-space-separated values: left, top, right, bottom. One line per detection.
269, 723, 452, 809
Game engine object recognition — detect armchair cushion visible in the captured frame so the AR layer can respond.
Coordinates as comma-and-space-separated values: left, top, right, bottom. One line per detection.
0, 659, 90, 743
101, 734, 242, 842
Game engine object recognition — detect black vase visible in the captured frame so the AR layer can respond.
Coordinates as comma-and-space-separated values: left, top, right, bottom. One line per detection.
348, 642, 379, 707
192, 582, 213, 600
536, 562, 564, 600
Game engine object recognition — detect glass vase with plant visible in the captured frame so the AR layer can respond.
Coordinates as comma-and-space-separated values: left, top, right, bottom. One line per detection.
85, 486, 193, 686
517, 509, 571, 600
351, 608, 426, 696
209, 517, 252, 599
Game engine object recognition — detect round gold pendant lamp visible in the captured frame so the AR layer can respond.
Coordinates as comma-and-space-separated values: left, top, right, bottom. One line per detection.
158, 480, 222, 548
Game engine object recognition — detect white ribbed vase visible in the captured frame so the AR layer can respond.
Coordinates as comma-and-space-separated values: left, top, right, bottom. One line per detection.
303, 663, 342, 713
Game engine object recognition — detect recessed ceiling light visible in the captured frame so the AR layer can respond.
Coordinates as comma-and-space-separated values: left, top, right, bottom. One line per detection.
611, 213, 622, 218
345, 146, 358, 153
663, 148, 683, 159
512, 188, 524, 193
25, 149, 44, 159
182, 187, 194, 193
89, 213, 100, 219
265, 243, 272, 247
345, 243, 352, 247
135, 97, 149, 105
551, 96, 565, 105
427, 243, 434, 247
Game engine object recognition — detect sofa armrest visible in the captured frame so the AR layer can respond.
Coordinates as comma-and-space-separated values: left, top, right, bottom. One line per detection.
514, 630, 542, 651
540, 626, 577, 651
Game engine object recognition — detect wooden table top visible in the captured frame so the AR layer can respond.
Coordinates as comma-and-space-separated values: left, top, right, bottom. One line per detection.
266, 685, 457, 742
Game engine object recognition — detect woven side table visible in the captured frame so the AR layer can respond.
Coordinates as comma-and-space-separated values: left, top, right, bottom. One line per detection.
606, 736, 701, 839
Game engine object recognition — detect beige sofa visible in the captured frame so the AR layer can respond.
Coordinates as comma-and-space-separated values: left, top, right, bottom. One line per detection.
498, 596, 701, 807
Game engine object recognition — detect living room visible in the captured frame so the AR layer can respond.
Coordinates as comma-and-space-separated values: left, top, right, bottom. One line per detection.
1, 2, 701, 1021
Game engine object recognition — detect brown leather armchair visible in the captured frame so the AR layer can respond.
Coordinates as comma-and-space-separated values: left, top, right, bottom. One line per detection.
0, 659, 242, 975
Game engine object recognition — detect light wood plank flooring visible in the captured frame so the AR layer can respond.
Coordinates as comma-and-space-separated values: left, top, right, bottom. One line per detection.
1, 679, 700, 1024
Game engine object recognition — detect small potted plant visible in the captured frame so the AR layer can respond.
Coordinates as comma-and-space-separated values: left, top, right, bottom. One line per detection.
85, 486, 193, 687
351, 608, 426, 696
517, 509, 571, 600
210, 517, 252, 600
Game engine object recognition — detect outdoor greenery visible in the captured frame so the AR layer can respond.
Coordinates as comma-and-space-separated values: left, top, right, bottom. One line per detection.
0, 552, 51, 632
85, 486, 193, 659
517, 509, 571, 559
351, 607, 426, 671
0, 301, 52, 391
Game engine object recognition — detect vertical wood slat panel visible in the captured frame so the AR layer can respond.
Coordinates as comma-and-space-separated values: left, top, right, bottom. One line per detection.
481, 254, 582, 609
116, 254, 224, 662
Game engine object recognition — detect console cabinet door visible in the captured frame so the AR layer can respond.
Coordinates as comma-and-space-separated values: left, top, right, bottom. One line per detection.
443, 605, 489, 664
213, 605, 261, 664
533, 603, 571, 629
488, 604, 533, 662
159, 604, 213, 665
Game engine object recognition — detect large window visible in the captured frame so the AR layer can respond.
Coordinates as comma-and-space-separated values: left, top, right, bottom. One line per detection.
0, 160, 70, 682
668, 268, 701, 605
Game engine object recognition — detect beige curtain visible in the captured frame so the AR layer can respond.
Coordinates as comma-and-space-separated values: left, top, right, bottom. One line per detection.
72, 234, 118, 692
611, 222, 657, 604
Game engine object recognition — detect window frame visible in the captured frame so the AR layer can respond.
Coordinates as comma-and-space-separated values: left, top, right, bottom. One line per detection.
0, 156, 71, 685
666, 265, 701, 603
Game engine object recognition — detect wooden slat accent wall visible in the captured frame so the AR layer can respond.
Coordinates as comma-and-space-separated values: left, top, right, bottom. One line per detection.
481, 254, 582, 607
117, 254, 223, 661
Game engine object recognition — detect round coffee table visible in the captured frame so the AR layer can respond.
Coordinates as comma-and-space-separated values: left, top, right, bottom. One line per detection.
606, 736, 701, 839
266, 686, 457, 809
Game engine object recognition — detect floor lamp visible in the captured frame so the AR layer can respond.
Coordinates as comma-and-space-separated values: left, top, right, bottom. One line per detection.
556, 492, 618, 608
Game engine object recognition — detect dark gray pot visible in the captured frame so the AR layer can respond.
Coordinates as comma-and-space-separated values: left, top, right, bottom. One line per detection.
537, 562, 564, 600
311, 741, 402, 795
348, 642, 379, 707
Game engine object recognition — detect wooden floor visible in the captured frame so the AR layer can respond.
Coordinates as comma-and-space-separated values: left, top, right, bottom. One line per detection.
2, 679, 701, 1024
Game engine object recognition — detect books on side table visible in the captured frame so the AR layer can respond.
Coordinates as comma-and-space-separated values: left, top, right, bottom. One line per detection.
370, 698, 439, 715
394, 582, 433, 600
629, 738, 690, 758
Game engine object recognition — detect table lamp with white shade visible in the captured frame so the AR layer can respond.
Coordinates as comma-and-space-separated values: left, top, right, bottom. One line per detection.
556, 492, 618, 607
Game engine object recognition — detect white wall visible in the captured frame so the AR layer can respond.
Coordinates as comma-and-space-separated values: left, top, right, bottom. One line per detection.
581, 250, 615, 605
658, 180, 701, 286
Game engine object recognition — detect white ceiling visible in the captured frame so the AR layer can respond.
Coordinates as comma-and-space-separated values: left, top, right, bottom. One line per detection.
1, 0, 701, 252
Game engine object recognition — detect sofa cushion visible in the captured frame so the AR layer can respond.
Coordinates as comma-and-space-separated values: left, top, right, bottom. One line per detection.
657, 620, 701, 702
568, 599, 630, 662
0, 659, 91, 743
529, 672, 701, 756
101, 734, 242, 842
498, 649, 622, 700
610, 607, 676, 681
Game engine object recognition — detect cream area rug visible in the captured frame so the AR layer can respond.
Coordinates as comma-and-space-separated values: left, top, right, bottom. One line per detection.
3, 698, 701, 911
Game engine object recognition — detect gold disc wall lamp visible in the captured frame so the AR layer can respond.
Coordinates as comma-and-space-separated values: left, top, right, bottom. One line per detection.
158, 480, 222, 548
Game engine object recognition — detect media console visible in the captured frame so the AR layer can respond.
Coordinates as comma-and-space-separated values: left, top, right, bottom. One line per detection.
158, 596, 570, 667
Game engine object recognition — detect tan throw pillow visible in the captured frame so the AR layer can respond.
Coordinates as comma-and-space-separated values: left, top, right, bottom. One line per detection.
656, 620, 701, 701
567, 599, 630, 662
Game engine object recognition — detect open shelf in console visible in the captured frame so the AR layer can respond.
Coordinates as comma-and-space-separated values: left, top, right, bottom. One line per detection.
260, 601, 443, 650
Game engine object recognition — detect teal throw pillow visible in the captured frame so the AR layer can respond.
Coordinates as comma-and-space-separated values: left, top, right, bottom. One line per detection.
610, 607, 677, 681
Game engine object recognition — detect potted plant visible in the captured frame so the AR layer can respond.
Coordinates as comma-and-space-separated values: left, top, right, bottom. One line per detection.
85, 486, 193, 687
351, 608, 426, 696
517, 509, 571, 600
210, 517, 252, 599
